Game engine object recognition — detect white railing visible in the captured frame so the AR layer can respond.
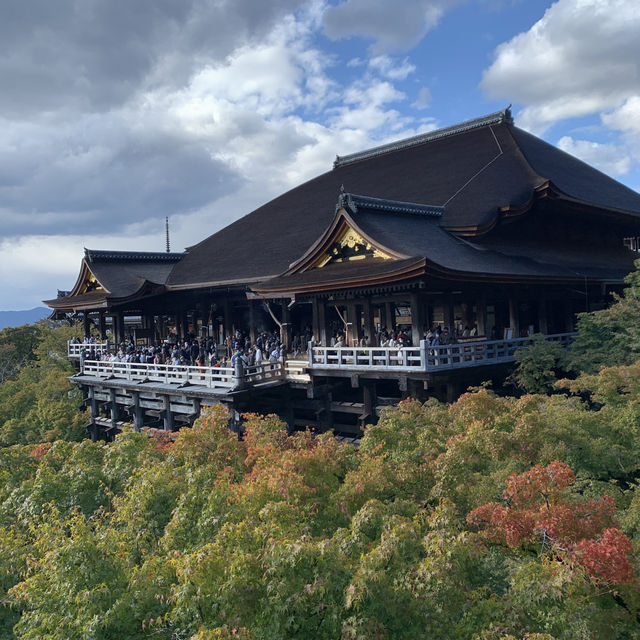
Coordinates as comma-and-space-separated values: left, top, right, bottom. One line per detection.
68, 341, 109, 358
79, 359, 288, 390
76, 334, 575, 387
310, 345, 423, 370
81, 359, 236, 389
309, 333, 575, 373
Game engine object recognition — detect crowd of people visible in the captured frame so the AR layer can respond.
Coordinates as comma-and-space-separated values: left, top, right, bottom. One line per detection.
73, 328, 312, 370
72, 322, 483, 370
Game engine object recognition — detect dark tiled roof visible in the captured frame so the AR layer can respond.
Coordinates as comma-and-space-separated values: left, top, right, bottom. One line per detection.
44, 250, 183, 310
158, 110, 640, 289
255, 257, 426, 293
44, 290, 110, 309
510, 128, 640, 215
338, 192, 443, 218
85, 249, 185, 263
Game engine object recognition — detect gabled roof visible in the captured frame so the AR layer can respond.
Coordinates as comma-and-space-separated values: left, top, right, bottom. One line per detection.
44, 249, 184, 310
168, 108, 640, 290
252, 192, 638, 295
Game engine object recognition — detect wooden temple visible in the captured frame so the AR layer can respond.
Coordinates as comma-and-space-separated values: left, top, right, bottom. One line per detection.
45, 108, 640, 438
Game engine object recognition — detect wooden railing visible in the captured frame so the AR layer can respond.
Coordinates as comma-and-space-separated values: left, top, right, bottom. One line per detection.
68, 341, 109, 358
75, 334, 575, 390
79, 359, 286, 391
309, 333, 575, 373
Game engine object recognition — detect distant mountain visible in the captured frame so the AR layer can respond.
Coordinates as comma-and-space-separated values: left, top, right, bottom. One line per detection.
0, 307, 50, 330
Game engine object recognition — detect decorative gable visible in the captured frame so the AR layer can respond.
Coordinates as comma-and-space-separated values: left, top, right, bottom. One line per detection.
79, 273, 105, 295
310, 223, 393, 269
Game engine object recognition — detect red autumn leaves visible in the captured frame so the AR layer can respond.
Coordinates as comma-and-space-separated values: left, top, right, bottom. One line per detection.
467, 461, 635, 584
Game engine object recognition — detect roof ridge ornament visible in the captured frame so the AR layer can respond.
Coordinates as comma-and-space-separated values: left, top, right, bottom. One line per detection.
84, 249, 185, 263
333, 107, 513, 168
336, 192, 443, 217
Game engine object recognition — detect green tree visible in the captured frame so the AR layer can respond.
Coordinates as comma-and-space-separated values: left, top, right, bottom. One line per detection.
570, 259, 640, 373
508, 334, 569, 394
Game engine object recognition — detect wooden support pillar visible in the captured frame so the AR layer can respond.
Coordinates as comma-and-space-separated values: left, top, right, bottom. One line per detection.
563, 299, 575, 332
109, 389, 118, 429
249, 301, 256, 344
98, 312, 107, 340
345, 303, 358, 346
410, 292, 424, 346
362, 299, 375, 346
361, 382, 377, 427
538, 299, 548, 335
192, 308, 200, 338
223, 299, 232, 342
181, 310, 189, 341
311, 298, 321, 345
83, 313, 91, 338
384, 302, 395, 333
89, 387, 98, 442
131, 392, 143, 432
115, 312, 125, 345
89, 387, 97, 418
461, 302, 474, 331
281, 301, 292, 349
398, 376, 408, 399
318, 300, 327, 346
444, 296, 455, 333
163, 396, 174, 431
508, 298, 520, 337
476, 295, 487, 337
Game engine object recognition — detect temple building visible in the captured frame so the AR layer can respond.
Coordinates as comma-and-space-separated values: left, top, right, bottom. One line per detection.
46, 108, 640, 438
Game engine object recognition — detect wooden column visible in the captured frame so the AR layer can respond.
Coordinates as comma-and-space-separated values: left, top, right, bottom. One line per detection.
563, 299, 575, 332
538, 299, 548, 335
508, 298, 520, 337
223, 299, 232, 342
281, 302, 291, 349
88, 386, 99, 442
158, 315, 166, 341
109, 388, 119, 429
311, 298, 320, 345
384, 302, 395, 333
83, 313, 91, 338
98, 312, 107, 340
444, 295, 455, 333
181, 310, 189, 341
361, 382, 377, 427
163, 396, 174, 431
345, 303, 358, 346
410, 292, 424, 346
115, 312, 125, 344
131, 391, 143, 432
476, 295, 487, 337
318, 300, 327, 346
249, 301, 256, 344
362, 299, 375, 346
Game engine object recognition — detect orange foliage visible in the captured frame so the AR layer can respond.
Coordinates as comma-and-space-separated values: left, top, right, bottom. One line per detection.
467, 461, 635, 585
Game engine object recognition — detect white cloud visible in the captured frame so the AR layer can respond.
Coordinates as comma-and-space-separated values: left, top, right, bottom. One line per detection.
0, 1, 433, 309
322, 0, 462, 53
557, 135, 631, 176
413, 86, 432, 109
368, 55, 416, 80
482, 0, 640, 133
602, 96, 640, 137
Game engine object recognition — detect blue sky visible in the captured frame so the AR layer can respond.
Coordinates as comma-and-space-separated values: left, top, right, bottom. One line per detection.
0, 0, 639, 310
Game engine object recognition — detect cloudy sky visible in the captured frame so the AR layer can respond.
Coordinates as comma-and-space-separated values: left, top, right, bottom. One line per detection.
1, 0, 639, 311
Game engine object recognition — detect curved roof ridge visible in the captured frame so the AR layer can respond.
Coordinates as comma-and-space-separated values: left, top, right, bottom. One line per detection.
338, 192, 443, 217
334, 107, 513, 168
85, 248, 185, 263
